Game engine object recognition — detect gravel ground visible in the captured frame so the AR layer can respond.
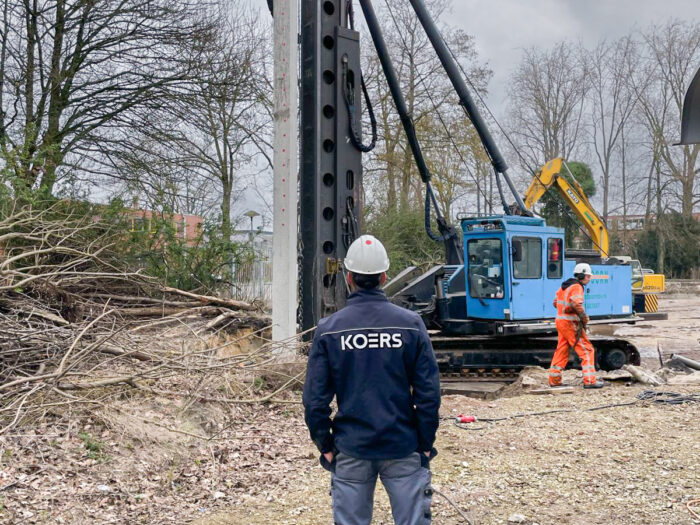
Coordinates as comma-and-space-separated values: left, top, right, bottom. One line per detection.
600, 293, 700, 366
192, 384, 700, 525
195, 293, 700, 525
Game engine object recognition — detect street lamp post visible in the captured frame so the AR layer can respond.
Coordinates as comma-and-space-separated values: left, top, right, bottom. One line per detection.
243, 210, 261, 298
244, 210, 260, 243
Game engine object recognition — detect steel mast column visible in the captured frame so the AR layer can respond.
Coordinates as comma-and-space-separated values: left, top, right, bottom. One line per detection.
272, 0, 299, 341
300, 0, 363, 334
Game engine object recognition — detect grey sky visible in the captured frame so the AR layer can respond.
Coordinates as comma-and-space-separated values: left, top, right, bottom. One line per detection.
450, 0, 700, 117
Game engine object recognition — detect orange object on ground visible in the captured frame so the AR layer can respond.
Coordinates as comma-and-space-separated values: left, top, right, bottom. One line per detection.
548, 281, 597, 386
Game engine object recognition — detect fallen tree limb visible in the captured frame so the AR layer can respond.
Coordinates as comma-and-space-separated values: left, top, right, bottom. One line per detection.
117, 306, 191, 317
205, 311, 269, 331
57, 376, 138, 390
162, 287, 258, 311
86, 293, 199, 307
98, 343, 155, 362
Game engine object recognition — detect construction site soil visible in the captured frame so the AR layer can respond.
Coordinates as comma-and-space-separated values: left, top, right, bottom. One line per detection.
1, 293, 698, 524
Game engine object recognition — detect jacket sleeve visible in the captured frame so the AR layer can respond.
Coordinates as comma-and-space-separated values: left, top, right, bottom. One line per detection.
411, 321, 441, 452
568, 283, 588, 321
302, 330, 335, 453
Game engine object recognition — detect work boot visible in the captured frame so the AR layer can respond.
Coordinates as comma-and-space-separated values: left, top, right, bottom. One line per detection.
583, 380, 606, 389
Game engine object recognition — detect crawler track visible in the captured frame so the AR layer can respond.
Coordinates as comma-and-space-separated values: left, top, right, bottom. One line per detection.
432, 334, 641, 375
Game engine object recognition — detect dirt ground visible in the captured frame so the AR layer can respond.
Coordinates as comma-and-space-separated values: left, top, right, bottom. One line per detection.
604, 292, 700, 366
1, 294, 699, 525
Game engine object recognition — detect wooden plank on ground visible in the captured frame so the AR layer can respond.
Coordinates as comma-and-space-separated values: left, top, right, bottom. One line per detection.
440, 381, 508, 400
527, 386, 575, 395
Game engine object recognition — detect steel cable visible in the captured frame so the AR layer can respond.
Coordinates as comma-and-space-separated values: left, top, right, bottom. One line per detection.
450, 390, 700, 431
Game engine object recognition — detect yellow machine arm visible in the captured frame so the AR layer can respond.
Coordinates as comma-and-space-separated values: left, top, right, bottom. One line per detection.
523, 158, 610, 257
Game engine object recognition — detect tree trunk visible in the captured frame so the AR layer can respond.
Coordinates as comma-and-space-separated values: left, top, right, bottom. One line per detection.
644, 150, 656, 223
602, 157, 609, 222
221, 181, 232, 242
655, 160, 664, 274
38, 0, 66, 196
18, 0, 38, 191
621, 128, 628, 250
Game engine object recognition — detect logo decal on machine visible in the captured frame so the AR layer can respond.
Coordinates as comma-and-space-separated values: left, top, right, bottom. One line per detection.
340, 332, 403, 351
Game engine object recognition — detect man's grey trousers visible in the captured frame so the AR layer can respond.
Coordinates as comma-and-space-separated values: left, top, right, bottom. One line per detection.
328, 451, 433, 525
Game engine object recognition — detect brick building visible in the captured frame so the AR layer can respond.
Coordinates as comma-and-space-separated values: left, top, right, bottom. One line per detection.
124, 208, 204, 247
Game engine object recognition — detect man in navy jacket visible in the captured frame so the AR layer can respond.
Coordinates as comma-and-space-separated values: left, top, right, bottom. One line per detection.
303, 235, 441, 525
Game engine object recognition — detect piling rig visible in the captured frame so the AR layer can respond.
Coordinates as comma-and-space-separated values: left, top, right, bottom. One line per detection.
286, 0, 641, 373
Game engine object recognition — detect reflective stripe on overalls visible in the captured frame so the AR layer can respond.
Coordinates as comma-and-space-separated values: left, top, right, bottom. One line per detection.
555, 287, 582, 321
550, 282, 597, 386
548, 364, 563, 383
582, 363, 597, 383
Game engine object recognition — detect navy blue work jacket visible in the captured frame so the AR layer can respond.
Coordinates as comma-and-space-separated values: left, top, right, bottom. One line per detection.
302, 288, 441, 460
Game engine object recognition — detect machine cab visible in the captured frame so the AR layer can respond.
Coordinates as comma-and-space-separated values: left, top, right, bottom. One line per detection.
461, 216, 565, 321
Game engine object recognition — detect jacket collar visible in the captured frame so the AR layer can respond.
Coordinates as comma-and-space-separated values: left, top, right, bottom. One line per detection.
561, 277, 581, 291
346, 288, 388, 305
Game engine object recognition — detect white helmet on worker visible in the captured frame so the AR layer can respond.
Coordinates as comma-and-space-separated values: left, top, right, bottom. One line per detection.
344, 235, 390, 275
573, 262, 593, 277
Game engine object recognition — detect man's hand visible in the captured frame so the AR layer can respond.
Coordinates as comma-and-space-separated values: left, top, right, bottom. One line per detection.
323, 451, 334, 463
423, 451, 430, 458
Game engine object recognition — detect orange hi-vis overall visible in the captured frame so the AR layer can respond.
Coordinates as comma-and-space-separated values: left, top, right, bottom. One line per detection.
548, 282, 597, 386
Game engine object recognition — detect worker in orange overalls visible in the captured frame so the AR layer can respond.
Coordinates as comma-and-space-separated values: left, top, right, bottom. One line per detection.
548, 263, 605, 389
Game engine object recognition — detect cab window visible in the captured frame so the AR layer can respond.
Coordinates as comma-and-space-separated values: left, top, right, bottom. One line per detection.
467, 238, 504, 299
547, 238, 563, 278
631, 260, 643, 290
512, 237, 542, 279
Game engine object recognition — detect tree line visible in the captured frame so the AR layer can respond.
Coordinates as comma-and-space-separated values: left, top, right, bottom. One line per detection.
0, 0, 697, 283
0, 0, 271, 292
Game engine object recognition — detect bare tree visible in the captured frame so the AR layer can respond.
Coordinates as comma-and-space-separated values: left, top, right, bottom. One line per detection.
419, 112, 486, 220
107, 5, 272, 240
111, 132, 221, 218
633, 21, 700, 220
506, 41, 589, 171
362, 0, 490, 217
0, 0, 214, 197
588, 36, 640, 220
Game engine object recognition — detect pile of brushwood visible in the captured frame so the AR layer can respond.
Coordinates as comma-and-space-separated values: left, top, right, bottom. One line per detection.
0, 204, 304, 436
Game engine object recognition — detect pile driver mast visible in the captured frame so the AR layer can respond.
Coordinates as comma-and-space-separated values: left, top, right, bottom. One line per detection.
299, 0, 363, 333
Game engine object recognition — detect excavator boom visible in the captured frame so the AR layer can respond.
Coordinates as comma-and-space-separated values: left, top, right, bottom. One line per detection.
524, 158, 610, 257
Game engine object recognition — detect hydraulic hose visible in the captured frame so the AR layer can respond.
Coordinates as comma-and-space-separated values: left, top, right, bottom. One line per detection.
345, 2, 378, 152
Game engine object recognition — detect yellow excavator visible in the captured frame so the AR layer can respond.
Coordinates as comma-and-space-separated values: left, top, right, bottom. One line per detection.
523, 158, 666, 315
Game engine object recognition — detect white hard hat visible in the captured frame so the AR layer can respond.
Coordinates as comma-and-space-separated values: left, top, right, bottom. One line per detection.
574, 262, 593, 276
344, 235, 390, 275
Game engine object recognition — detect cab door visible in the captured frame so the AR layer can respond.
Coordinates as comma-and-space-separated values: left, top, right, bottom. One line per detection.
543, 237, 564, 318
510, 236, 544, 319
465, 237, 508, 320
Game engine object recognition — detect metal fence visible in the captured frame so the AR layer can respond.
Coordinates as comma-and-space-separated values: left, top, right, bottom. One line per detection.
232, 257, 272, 305
231, 229, 273, 307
